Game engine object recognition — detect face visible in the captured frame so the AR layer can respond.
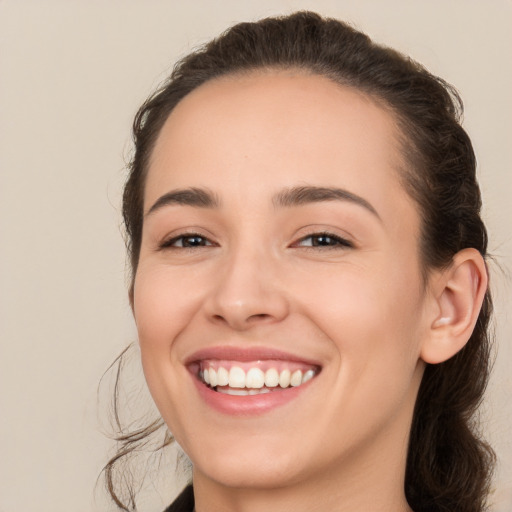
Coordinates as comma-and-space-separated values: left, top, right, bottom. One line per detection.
133, 71, 431, 491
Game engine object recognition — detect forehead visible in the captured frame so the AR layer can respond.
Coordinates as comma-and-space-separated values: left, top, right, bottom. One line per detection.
146, 71, 416, 226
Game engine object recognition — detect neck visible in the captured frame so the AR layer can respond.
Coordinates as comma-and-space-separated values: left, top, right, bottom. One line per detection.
192, 418, 414, 512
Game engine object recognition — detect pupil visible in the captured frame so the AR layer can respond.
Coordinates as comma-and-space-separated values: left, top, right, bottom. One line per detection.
313, 235, 332, 246
184, 236, 204, 247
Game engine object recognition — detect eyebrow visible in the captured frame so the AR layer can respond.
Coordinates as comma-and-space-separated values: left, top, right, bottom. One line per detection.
145, 187, 220, 216
273, 185, 381, 220
145, 185, 380, 220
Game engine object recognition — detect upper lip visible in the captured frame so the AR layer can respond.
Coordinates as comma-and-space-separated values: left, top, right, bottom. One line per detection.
184, 346, 322, 366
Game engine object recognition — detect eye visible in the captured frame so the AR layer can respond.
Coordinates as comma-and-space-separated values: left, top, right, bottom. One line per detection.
160, 233, 215, 249
294, 232, 353, 249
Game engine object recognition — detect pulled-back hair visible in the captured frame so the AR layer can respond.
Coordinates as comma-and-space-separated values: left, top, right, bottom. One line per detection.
106, 11, 495, 511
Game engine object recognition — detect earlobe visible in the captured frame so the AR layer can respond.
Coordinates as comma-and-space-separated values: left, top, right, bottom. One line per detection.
421, 248, 488, 364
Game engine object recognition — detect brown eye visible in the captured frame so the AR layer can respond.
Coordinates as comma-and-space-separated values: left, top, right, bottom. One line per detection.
296, 233, 353, 248
161, 234, 214, 249
311, 235, 338, 246
180, 235, 210, 247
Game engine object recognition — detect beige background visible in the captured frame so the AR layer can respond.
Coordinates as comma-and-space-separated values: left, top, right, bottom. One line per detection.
0, 1, 510, 511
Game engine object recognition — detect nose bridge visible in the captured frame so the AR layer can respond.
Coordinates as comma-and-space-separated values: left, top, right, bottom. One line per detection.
206, 235, 288, 329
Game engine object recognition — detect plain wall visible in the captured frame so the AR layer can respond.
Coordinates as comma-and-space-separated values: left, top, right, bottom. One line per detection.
0, 1, 510, 511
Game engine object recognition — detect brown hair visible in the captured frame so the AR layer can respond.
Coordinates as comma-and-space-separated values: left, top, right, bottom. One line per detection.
104, 11, 495, 511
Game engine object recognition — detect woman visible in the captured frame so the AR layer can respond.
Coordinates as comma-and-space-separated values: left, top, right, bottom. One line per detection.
104, 11, 495, 512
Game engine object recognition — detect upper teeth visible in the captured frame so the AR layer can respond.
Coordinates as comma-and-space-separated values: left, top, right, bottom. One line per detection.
202, 366, 316, 389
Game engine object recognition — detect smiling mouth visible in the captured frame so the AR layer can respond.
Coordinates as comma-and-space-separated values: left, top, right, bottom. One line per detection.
196, 360, 320, 396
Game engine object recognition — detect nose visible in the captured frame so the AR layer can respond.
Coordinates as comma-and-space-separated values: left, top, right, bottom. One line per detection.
204, 245, 289, 331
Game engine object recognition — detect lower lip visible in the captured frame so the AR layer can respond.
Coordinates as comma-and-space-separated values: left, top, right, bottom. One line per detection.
191, 375, 314, 416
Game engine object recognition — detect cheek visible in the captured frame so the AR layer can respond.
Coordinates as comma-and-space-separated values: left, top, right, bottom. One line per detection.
309, 267, 424, 421
133, 264, 204, 352
132, 265, 203, 433
290, 258, 425, 374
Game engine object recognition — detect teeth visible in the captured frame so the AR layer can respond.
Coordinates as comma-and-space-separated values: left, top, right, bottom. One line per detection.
208, 367, 217, 387
219, 388, 250, 396
228, 366, 246, 388
279, 369, 291, 388
217, 366, 229, 386
245, 368, 265, 388
217, 387, 271, 396
264, 368, 279, 387
200, 364, 318, 391
249, 388, 270, 395
290, 370, 302, 387
302, 369, 315, 383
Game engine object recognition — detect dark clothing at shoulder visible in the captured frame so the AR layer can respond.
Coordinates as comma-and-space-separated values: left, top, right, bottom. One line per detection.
163, 484, 194, 512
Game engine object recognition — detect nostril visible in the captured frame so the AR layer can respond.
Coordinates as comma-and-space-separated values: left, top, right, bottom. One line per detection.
247, 313, 272, 322
211, 312, 272, 327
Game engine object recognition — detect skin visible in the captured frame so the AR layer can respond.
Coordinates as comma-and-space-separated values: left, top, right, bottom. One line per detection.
132, 71, 486, 512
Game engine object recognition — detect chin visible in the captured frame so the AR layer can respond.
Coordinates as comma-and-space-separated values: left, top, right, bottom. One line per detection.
195, 452, 304, 489
186, 427, 334, 492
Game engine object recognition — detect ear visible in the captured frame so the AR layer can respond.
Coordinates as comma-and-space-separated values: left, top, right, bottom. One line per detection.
420, 248, 488, 364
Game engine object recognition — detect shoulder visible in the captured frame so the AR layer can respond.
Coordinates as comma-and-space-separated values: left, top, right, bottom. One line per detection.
163, 484, 195, 512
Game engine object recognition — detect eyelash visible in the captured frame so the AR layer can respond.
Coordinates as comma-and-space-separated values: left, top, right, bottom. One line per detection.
159, 231, 353, 251
159, 233, 214, 250
294, 232, 354, 249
